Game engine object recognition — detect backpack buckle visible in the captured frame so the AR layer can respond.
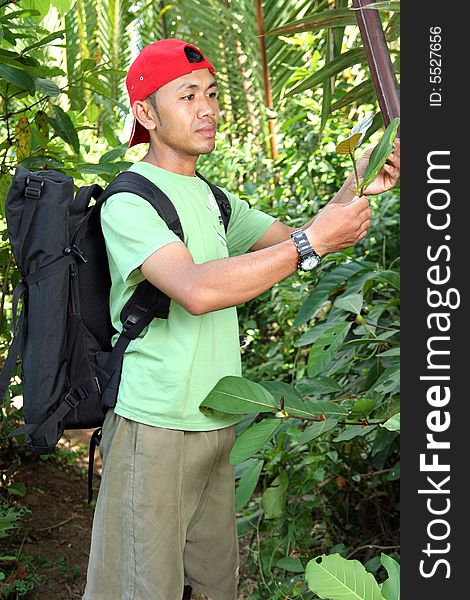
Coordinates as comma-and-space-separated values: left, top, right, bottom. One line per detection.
64, 384, 89, 409
25, 176, 44, 200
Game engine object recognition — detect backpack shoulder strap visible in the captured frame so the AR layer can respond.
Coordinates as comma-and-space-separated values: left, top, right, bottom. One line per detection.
98, 171, 185, 384
195, 171, 232, 233
98, 171, 184, 241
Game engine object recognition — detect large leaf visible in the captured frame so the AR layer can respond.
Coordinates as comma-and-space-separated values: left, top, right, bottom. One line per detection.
361, 118, 400, 192
51, 105, 80, 154
261, 471, 288, 519
295, 377, 342, 396
22, 30, 65, 54
307, 322, 352, 377
287, 48, 367, 96
305, 400, 349, 419
372, 365, 400, 396
333, 425, 377, 442
381, 413, 400, 432
331, 80, 375, 112
380, 554, 400, 600
335, 292, 363, 314
294, 262, 368, 326
267, 8, 358, 36
276, 557, 305, 573
235, 459, 264, 511
298, 419, 338, 444
0, 64, 35, 93
230, 419, 283, 465
202, 376, 278, 415
305, 553, 384, 600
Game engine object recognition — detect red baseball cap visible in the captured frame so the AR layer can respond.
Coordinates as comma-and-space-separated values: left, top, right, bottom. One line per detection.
126, 38, 215, 147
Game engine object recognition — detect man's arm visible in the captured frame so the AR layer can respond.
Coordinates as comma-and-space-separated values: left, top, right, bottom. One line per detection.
251, 138, 400, 251
141, 196, 371, 315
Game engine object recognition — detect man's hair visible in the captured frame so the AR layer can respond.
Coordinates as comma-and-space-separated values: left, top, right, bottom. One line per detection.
145, 45, 206, 124
184, 46, 204, 63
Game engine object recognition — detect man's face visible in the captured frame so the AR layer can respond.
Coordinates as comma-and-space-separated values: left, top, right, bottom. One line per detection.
142, 68, 219, 158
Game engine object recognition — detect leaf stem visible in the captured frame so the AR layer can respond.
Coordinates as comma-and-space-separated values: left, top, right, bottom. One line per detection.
349, 149, 361, 194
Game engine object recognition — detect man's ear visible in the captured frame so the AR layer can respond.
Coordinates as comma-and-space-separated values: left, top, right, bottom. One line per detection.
132, 100, 157, 132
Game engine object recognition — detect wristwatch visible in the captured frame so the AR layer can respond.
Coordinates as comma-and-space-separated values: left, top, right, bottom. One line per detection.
291, 229, 322, 271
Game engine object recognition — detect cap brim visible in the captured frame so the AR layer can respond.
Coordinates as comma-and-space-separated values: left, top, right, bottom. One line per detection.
128, 118, 150, 148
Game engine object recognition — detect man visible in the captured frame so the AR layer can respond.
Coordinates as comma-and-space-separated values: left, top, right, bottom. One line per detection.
83, 39, 400, 600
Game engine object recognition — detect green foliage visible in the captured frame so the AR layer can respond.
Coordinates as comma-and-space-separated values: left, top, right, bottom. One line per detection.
305, 552, 394, 600
0, 2, 400, 598
0, 504, 28, 539
361, 118, 400, 192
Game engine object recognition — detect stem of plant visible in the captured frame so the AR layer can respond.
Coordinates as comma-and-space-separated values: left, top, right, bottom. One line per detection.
349, 149, 361, 195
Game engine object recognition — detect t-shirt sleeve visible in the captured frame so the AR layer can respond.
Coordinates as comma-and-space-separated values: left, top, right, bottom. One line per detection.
224, 190, 276, 256
101, 192, 182, 283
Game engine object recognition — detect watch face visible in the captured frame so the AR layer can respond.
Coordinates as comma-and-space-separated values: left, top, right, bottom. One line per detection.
301, 255, 320, 270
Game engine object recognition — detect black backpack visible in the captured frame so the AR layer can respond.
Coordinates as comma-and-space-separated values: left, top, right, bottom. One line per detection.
0, 165, 231, 499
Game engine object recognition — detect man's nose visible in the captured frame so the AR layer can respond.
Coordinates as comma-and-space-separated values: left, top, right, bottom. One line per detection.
197, 96, 217, 119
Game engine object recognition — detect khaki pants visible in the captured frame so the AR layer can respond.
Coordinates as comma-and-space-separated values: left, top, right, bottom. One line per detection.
82, 410, 239, 600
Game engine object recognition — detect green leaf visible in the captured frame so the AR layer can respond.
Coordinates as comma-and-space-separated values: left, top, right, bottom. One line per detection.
34, 77, 60, 96
306, 400, 349, 419
306, 553, 384, 600
287, 48, 367, 96
381, 413, 400, 432
23, 0, 50, 19
331, 81, 375, 113
0, 10, 41, 22
230, 419, 283, 465
235, 459, 264, 511
376, 270, 400, 290
294, 262, 368, 326
359, 1, 400, 11
307, 322, 352, 377
372, 365, 400, 396
335, 292, 363, 314
380, 554, 400, 600
22, 30, 65, 54
298, 419, 338, 444
51, 105, 80, 153
276, 557, 305, 573
75, 163, 121, 175
261, 471, 288, 519
267, 8, 358, 36
349, 398, 377, 419
0, 64, 35, 93
361, 118, 400, 192
202, 376, 278, 415
99, 145, 128, 164
334, 425, 377, 442
387, 462, 400, 481
7, 481, 26, 497
237, 509, 263, 537
296, 377, 342, 396
260, 381, 301, 404
50, 0, 73, 15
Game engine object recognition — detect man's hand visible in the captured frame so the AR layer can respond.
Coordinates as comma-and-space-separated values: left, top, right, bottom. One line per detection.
305, 195, 371, 257
355, 137, 400, 196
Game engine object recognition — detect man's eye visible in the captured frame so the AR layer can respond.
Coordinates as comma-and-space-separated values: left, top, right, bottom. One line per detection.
208, 92, 218, 98
182, 94, 194, 101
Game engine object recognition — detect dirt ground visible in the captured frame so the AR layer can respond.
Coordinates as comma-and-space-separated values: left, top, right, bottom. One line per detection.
1, 429, 253, 600
1, 429, 101, 599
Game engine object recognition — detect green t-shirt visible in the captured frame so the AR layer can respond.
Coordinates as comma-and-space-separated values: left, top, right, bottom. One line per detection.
101, 161, 276, 430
